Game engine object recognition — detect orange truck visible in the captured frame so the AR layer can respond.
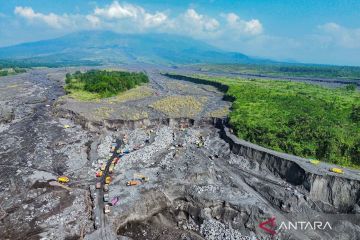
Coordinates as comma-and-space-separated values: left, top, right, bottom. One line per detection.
126, 180, 140, 186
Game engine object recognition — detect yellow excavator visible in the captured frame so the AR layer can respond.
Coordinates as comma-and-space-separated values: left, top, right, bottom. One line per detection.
57, 176, 69, 183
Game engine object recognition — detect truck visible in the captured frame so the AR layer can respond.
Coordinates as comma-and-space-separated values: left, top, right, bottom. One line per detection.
101, 163, 106, 171
103, 193, 109, 202
105, 176, 111, 184
126, 180, 140, 186
110, 146, 115, 153
104, 204, 111, 214
109, 164, 115, 174
111, 197, 119, 206
96, 171, 103, 177
112, 157, 120, 164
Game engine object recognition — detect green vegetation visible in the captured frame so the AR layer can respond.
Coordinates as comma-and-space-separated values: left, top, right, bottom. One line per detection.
184, 74, 360, 168
197, 63, 360, 80
65, 70, 149, 99
0, 67, 26, 76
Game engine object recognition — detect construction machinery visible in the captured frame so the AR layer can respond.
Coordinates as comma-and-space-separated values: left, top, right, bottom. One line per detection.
329, 167, 344, 174
57, 176, 69, 183
134, 173, 149, 182
126, 180, 140, 186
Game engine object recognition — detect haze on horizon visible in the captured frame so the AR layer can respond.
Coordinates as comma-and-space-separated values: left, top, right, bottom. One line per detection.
0, 0, 359, 66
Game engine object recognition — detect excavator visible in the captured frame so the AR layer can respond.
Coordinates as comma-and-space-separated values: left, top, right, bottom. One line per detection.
126, 174, 149, 186
57, 176, 69, 183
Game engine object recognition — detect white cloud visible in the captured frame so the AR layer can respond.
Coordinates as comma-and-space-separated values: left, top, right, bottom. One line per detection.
317, 22, 360, 48
183, 9, 219, 32
12, 2, 266, 52
14, 6, 70, 29
225, 13, 263, 35
90, 1, 168, 29
94, 1, 138, 19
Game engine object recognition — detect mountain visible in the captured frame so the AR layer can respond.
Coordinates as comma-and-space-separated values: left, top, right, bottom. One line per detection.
0, 31, 269, 66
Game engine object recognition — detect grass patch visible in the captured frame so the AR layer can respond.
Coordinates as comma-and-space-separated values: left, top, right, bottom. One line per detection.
108, 86, 154, 103
169, 74, 360, 168
150, 96, 203, 118
208, 107, 230, 118
65, 70, 149, 99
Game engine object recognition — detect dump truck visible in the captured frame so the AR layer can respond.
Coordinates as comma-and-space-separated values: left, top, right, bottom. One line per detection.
126, 180, 140, 186
110, 146, 115, 153
103, 184, 109, 192
96, 182, 101, 189
109, 164, 115, 174
111, 197, 119, 206
104, 204, 110, 214
96, 171, 103, 177
101, 163, 106, 171
57, 176, 69, 183
105, 176, 111, 184
103, 193, 109, 202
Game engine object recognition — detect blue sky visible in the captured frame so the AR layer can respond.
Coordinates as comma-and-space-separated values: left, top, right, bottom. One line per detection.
0, 0, 359, 65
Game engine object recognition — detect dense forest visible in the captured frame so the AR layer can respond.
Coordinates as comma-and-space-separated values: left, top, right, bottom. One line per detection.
198, 64, 360, 79
194, 75, 360, 168
65, 70, 149, 98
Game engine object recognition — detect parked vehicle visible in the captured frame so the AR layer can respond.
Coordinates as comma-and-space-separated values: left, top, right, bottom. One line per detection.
104, 193, 109, 202
111, 197, 119, 206
104, 204, 110, 214
96, 171, 103, 177
101, 163, 106, 171
105, 176, 111, 184
109, 164, 115, 174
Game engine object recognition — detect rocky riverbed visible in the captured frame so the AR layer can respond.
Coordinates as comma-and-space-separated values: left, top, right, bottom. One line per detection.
0, 66, 359, 240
